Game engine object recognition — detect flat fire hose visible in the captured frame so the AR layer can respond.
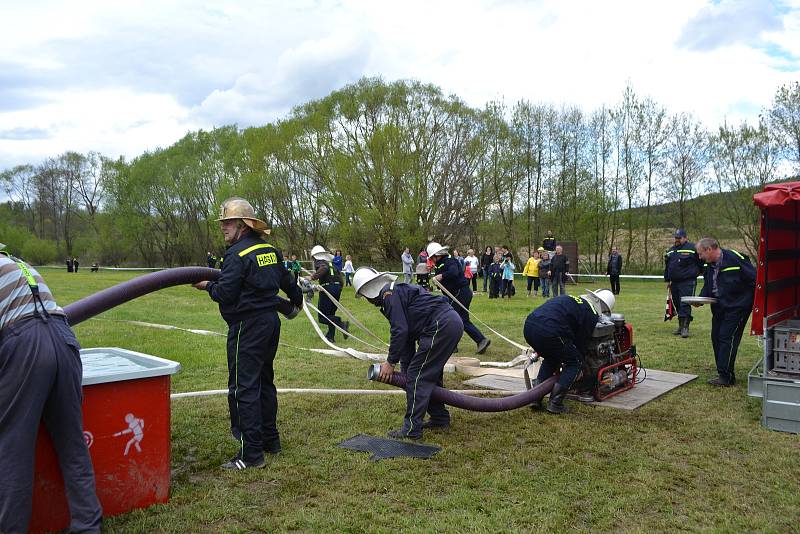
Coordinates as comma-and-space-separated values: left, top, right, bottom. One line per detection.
301, 267, 389, 348
304, 300, 386, 352
300, 301, 385, 362
432, 278, 531, 353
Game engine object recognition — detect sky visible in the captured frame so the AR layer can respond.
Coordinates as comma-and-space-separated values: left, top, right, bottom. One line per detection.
1, 0, 798, 171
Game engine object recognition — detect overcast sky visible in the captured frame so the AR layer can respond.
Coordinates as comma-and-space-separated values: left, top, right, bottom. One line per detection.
1, 0, 798, 171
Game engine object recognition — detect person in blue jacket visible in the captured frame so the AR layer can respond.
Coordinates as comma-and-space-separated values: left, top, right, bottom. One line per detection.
523, 289, 615, 414
664, 229, 704, 338
193, 197, 303, 469
354, 268, 463, 440
427, 242, 491, 354
695, 238, 756, 386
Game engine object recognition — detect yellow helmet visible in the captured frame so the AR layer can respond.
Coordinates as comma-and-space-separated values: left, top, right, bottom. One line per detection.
215, 197, 270, 235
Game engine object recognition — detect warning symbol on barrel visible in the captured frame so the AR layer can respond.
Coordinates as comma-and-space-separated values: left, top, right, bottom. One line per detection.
113, 413, 145, 455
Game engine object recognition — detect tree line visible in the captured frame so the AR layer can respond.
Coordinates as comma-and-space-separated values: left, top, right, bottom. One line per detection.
2, 78, 799, 272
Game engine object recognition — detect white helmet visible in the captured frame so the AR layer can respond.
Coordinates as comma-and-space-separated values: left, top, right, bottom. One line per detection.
426, 241, 448, 258
353, 267, 397, 299
310, 245, 334, 262
582, 288, 615, 314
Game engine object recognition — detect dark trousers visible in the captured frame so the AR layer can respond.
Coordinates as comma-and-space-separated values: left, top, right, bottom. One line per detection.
227, 312, 281, 464
551, 272, 566, 296
489, 277, 501, 298
318, 283, 344, 341
501, 279, 514, 297
450, 286, 485, 344
482, 267, 490, 292
524, 320, 583, 389
470, 274, 477, 292
671, 279, 697, 320
398, 310, 463, 438
526, 276, 539, 293
345, 273, 352, 286
710, 306, 750, 383
0, 316, 102, 534
609, 275, 620, 295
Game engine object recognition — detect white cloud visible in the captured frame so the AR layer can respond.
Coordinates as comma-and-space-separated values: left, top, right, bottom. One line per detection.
0, 0, 798, 170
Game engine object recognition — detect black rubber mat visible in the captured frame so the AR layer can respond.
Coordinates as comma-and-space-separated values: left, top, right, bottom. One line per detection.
338, 434, 441, 461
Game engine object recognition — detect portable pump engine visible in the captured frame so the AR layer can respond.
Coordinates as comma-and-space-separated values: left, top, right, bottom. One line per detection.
570, 312, 637, 401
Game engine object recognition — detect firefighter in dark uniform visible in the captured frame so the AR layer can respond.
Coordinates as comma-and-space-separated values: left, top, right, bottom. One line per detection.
695, 238, 756, 386
206, 251, 218, 268
664, 229, 703, 338
193, 198, 303, 470
0, 243, 102, 532
427, 241, 491, 354
523, 289, 615, 414
354, 268, 463, 440
306, 245, 349, 342
542, 230, 557, 252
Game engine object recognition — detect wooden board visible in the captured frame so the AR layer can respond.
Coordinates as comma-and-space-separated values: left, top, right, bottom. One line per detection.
462, 368, 697, 410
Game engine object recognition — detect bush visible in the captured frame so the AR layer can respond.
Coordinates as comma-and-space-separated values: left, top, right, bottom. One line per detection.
21, 237, 58, 265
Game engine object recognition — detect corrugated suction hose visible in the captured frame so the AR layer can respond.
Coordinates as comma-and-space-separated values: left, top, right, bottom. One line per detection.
63, 267, 297, 326
368, 365, 558, 412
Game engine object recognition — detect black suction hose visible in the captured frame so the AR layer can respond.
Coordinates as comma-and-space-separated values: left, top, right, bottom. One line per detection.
368, 366, 558, 412
63, 267, 296, 326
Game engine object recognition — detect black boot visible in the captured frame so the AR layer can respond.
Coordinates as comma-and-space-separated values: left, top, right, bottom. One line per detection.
546, 383, 570, 414
672, 319, 682, 335
680, 317, 690, 338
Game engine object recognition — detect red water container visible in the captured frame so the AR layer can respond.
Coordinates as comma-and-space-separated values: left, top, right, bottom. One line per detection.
29, 348, 180, 533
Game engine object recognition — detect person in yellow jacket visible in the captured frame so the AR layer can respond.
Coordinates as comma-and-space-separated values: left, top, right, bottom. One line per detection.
523, 249, 542, 297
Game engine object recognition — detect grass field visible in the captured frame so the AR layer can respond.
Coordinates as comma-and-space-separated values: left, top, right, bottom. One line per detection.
44, 269, 800, 533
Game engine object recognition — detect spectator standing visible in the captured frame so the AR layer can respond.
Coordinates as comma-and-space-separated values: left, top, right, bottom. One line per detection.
452, 249, 465, 271
401, 247, 414, 284
523, 251, 541, 297
539, 252, 551, 297
464, 249, 480, 292
606, 246, 623, 295
549, 245, 570, 296
480, 246, 493, 293
343, 255, 355, 286
66, 258, 73, 272
417, 248, 428, 265
332, 250, 344, 273
73, 258, 79, 272
501, 256, 516, 298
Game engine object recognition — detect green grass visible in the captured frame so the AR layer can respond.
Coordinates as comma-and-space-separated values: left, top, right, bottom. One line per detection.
43, 269, 800, 533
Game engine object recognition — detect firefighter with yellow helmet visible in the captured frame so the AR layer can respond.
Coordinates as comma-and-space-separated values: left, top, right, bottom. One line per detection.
193, 197, 302, 469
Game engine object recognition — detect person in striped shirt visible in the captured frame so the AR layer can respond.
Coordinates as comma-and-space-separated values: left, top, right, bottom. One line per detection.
0, 243, 102, 533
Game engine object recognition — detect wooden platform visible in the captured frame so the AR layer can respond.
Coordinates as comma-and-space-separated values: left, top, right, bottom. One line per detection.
462, 368, 697, 410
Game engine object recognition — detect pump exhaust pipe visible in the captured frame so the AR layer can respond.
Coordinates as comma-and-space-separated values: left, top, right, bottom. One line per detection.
368, 364, 557, 412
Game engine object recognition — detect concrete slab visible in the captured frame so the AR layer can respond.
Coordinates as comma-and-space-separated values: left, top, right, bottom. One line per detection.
462, 368, 697, 410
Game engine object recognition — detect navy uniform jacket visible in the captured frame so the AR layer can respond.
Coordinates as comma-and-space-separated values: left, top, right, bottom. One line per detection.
433, 256, 469, 294
664, 242, 703, 282
310, 259, 343, 285
378, 283, 454, 365
542, 237, 557, 251
207, 233, 303, 324
488, 262, 503, 281
699, 249, 756, 311
527, 294, 599, 353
